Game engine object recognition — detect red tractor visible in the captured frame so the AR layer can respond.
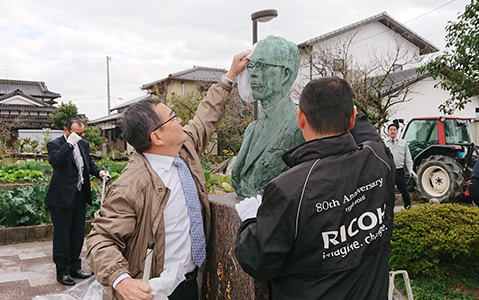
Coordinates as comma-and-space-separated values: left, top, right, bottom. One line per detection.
401, 116, 478, 202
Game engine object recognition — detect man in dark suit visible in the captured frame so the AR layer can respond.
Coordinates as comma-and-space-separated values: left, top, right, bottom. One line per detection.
45, 118, 110, 286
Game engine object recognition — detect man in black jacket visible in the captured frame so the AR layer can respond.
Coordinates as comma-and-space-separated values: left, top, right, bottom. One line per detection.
235, 77, 395, 299
45, 118, 109, 286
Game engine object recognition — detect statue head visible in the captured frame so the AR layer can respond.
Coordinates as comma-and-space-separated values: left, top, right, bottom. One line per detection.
246, 36, 300, 108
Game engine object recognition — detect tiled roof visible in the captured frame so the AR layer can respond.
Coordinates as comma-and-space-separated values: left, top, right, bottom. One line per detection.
0, 105, 55, 112
0, 79, 61, 99
298, 12, 439, 55
110, 94, 151, 111
89, 112, 122, 124
142, 66, 227, 90
0, 89, 53, 107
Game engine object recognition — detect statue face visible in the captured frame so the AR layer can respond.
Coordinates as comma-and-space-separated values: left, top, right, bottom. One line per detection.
247, 48, 286, 105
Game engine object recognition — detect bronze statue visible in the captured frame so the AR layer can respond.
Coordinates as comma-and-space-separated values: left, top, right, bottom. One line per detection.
232, 36, 305, 197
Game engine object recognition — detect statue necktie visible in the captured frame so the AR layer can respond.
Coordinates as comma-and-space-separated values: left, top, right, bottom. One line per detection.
72, 144, 84, 191
173, 156, 206, 267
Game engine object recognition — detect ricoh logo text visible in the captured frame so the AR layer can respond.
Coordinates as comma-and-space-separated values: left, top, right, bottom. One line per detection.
321, 204, 386, 249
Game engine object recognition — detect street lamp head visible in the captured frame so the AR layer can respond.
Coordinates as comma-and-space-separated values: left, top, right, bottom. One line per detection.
251, 9, 278, 23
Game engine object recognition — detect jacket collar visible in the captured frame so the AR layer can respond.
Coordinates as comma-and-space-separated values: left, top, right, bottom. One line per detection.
282, 131, 358, 167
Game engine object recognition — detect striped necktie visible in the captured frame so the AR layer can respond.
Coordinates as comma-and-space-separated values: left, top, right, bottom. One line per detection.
72, 144, 84, 191
173, 156, 206, 267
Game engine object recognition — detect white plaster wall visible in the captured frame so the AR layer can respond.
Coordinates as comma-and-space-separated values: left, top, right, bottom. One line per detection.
385, 78, 479, 143
386, 77, 479, 122
297, 21, 421, 90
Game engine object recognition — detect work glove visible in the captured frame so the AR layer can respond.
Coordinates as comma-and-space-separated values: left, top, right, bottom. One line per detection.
67, 132, 82, 146
99, 170, 111, 181
235, 195, 262, 221
410, 170, 417, 179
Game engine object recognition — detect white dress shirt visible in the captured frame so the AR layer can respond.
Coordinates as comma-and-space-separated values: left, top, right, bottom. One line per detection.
113, 152, 196, 289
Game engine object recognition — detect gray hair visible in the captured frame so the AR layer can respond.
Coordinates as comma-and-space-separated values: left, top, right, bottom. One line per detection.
120, 97, 163, 153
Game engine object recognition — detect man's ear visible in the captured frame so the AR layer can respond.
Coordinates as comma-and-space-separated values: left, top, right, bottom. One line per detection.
282, 68, 292, 85
348, 110, 357, 130
149, 130, 165, 147
297, 108, 306, 129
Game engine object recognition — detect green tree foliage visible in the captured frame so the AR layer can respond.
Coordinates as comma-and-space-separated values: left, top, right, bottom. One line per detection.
217, 91, 253, 153
50, 101, 78, 129
167, 90, 252, 155
419, 0, 479, 114
168, 93, 202, 123
83, 125, 103, 152
390, 204, 479, 279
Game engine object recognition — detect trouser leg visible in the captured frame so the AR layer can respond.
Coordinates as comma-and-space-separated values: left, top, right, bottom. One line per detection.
168, 280, 198, 300
69, 189, 87, 271
49, 205, 74, 277
395, 168, 411, 208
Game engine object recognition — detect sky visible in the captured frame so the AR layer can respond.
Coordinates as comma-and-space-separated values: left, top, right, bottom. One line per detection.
0, 0, 471, 120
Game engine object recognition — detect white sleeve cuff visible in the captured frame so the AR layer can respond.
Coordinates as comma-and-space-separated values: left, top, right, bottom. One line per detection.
113, 273, 131, 290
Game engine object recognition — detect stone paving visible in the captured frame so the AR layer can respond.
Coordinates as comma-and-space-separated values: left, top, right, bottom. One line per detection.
0, 240, 92, 300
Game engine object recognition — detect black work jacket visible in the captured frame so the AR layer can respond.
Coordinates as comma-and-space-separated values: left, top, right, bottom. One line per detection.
236, 116, 395, 300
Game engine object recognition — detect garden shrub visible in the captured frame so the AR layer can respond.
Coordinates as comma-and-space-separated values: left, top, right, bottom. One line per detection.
0, 182, 103, 228
0, 169, 49, 182
390, 204, 479, 279
0, 183, 51, 227
1, 160, 52, 174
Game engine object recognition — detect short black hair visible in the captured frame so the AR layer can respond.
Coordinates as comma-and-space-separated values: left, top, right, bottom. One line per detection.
65, 118, 84, 130
387, 123, 399, 130
120, 97, 163, 153
299, 77, 354, 135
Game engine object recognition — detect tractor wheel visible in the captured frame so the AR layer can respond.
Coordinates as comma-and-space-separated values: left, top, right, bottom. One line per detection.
416, 155, 465, 203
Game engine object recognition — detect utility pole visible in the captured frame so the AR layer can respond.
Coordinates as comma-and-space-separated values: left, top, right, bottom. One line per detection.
106, 56, 111, 116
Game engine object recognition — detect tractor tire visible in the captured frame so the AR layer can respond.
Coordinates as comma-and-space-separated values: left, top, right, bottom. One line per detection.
416, 155, 465, 203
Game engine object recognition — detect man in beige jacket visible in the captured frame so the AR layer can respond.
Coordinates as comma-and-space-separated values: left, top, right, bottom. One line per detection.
86, 51, 249, 300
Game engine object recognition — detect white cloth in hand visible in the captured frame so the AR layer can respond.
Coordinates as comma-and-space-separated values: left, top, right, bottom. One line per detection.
237, 44, 256, 103
67, 132, 82, 145
235, 195, 262, 221
149, 263, 185, 299
99, 170, 111, 180
410, 170, 417, 179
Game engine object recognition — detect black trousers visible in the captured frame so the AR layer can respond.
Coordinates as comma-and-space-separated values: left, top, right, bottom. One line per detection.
395, 168, 411, 208
169, 269, 198, 300
48, 188, 87, 277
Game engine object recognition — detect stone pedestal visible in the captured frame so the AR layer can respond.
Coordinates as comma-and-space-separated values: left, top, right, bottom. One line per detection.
202, 192, 268, 300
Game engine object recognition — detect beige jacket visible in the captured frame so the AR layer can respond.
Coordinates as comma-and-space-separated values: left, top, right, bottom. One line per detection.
86, 81, 232, 299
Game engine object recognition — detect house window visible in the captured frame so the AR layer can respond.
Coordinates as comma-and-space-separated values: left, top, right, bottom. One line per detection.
181, 82, 185, 96
393, 64, 403, 72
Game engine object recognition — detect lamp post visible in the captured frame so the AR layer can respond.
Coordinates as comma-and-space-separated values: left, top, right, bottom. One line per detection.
251, 9, 278, 120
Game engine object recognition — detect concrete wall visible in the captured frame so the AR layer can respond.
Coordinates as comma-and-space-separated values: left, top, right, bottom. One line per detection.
17, 129, 63, 151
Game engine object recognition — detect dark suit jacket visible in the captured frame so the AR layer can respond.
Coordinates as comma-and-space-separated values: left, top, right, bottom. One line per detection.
45, 135, 101, 209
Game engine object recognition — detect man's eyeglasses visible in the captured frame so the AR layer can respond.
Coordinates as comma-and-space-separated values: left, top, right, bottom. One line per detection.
151, 112, 177, 133
246, 60, 284, 71
68, 129, 83, 137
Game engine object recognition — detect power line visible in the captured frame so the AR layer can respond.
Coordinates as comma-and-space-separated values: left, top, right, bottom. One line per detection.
404, 0, 457, 24
72, 60, 105, 99
351, 0, 459, 45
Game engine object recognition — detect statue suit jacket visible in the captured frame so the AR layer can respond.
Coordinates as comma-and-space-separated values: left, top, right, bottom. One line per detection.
232, 96, 304, 197
45, 135, 101, 209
